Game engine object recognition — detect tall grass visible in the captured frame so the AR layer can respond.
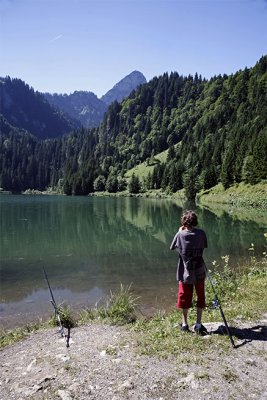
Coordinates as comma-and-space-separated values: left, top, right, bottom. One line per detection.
79, 284, 139, 325
48, 304, 77, 329
0, 322, 42, 348
198, 181, 267, 209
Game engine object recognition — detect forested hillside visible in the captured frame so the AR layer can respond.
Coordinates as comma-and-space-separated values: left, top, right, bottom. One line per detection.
0, 77, 79, 139
0, 56, 266, 198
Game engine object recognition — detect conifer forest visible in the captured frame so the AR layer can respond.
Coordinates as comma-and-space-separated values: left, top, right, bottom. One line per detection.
0, 56, 266, 200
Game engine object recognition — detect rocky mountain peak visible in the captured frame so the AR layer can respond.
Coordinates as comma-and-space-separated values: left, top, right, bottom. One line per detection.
101, 71, 147, 105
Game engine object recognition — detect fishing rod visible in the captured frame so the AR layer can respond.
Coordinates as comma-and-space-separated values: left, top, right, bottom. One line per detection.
204, 263, 236, 348
43, 266, 69, 345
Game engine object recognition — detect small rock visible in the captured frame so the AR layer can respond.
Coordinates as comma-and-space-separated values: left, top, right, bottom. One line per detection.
111, 358, 122, 363
56, 354, 70, 362
190, 379, 199, 389
184, 372, 195, 383
21, 385, 43, 396
26, 358, 37, 371
69, 382, 80, 392
246, 358, 257, 366
118, 379, 134, 391
38, 375, 54, 385
178, 372, 197, 388
88, 384, 100, 393
57, 389, 73, 400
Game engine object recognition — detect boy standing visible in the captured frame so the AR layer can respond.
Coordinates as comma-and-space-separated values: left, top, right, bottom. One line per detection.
170, 210, 208, 335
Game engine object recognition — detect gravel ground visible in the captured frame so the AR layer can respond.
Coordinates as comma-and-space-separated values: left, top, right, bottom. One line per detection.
1, 318, 267, 400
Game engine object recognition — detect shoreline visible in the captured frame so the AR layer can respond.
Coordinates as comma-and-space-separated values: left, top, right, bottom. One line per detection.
8, 180, 266, 211
197, 182, 267, 210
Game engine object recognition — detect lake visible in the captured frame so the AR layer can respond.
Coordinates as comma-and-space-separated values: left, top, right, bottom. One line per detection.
0, 194, 266, 328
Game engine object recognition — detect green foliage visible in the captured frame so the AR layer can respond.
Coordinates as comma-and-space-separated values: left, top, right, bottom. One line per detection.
198, 181, 267, 209
0, 77, 78, 140
183, 167, 200, 201
128, 173, 141, 194
103, 284, 139, 325
93, 175, 106, 191
105, 173, 118, 193
49, 304, 76, 329
202, 165, 217, 190
242, 155, 256, 184
79, 284, 139, 325
117, 176, 127, 191
133, 310, 231, 358
205, 256, 239, 308
0, 322, 41, 349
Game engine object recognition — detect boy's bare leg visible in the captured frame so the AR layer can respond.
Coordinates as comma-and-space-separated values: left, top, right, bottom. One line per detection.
196, 307, 203, 325
182, 308, 188, 325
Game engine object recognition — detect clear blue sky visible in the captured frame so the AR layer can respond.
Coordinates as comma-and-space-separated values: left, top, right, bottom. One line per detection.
0, 0, 266, 97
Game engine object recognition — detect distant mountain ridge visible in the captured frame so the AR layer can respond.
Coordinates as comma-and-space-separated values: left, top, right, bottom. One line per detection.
0, 70, 147, 137
44, 70, 147, 128
44, 90, 107, 128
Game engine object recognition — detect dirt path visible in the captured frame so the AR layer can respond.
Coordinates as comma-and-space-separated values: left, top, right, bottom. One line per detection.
1, 318, 267, 400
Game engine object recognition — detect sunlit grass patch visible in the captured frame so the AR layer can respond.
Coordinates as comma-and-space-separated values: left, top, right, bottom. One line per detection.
79, 284, 139, 326
198, 181, 267, 209
205, 251, 267, 323
133, 310, 230, 358
223, 266, 267, 321
0, 322, 41, 349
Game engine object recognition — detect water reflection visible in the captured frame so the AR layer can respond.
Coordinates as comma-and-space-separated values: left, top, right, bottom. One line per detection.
0, 194, 266, 328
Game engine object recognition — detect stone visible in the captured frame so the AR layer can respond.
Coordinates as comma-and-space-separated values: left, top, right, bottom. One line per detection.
118, 379, 134, 391
57, 389, 73, 400
26, 358, 37, 371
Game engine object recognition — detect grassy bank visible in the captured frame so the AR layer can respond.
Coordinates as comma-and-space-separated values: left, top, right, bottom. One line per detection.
133, 255, 267, 357
198, 182, 267, 209
89, 182, 267, 212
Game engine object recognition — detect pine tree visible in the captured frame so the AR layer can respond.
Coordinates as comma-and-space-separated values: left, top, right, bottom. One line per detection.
183, 167, 200, 201
128, 173, 141, 194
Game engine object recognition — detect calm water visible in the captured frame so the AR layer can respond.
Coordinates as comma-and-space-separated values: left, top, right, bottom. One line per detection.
0, 194, 266, 328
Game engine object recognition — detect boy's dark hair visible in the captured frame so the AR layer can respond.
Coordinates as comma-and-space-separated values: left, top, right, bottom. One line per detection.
181, 210, 198, 227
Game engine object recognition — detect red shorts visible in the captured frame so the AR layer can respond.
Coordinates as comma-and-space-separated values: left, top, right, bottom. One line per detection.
177, 279, 206, 309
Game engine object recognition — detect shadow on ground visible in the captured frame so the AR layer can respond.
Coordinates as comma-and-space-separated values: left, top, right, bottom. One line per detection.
211, 324, 267, 348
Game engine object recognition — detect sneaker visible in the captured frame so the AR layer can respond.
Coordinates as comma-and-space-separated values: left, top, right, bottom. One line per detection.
180, 324, 190, 332
194, 324, 208, 336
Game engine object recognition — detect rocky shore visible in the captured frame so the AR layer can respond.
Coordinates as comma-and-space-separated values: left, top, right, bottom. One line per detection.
1, 317, 267, 400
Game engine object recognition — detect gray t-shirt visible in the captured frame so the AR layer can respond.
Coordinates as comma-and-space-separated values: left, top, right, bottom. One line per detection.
170, 228, 208, 284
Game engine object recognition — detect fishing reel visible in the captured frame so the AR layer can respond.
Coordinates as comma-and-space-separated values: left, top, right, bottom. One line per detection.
211, 297, 221, 309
